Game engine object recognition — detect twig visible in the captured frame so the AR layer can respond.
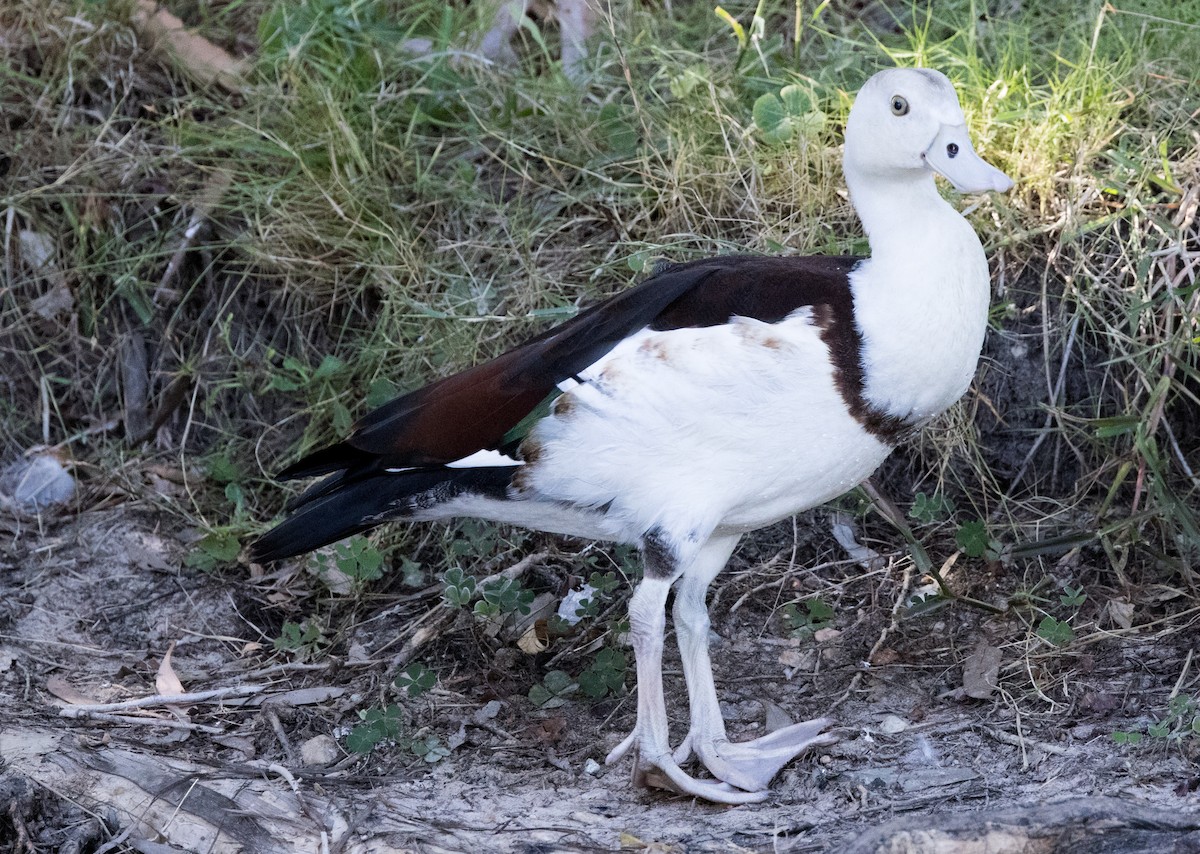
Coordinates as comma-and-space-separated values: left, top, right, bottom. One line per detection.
983, 725, 1069, 756
56, 684, 267, 714
153, 171, 233, 305
242, 660, 334, 680
59, 709, 224, 734
1169, 648, 1194, 700
829, 558, 913, 711
265, 707, 297, 764
7, 799, 35, 854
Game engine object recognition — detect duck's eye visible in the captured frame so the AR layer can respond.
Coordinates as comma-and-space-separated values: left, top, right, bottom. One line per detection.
890, 95, 909, 116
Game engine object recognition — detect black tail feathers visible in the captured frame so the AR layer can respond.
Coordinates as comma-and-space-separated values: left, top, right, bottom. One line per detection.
248, 466, 513, 563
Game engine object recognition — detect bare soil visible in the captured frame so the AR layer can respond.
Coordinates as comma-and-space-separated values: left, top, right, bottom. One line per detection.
3, 498, 1200, 853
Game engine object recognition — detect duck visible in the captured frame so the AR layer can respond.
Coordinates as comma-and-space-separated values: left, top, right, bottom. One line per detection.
249, 67, 1013, 804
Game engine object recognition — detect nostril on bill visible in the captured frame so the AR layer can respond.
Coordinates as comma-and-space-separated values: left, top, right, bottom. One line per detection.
946, 142, 959, 158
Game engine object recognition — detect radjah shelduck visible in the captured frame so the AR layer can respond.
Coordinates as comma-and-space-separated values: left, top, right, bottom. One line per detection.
250, 67, 1013, 804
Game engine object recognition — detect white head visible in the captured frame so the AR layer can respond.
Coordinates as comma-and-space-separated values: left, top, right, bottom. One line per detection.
844, 68, 1012, 195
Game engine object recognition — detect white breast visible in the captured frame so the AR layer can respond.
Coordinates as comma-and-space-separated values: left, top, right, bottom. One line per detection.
853, 208, 991, 424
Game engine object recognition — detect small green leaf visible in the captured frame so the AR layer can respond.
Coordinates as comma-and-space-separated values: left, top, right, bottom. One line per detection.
442, 566, 477, 606
752, 93, 791, 144
345, 724, 382, 754
394, 662, 436, 697
187, 530, 242, 568
1059, 585, 1087, 608
587, 571, 619, 595
910, 491, 955, 524
779, 84, 813, 116
1111, 730, 1142, 745
366, 377, 399, 408
312, 354, 345, 381
473, 600, 500, 617
1168, 694, 1195, 717
955, 520, 1002, 559
529, 669, 578, 708
579, 648, 627, 698
411, 735, 450, 763
669, 65, 708, 99
956, 520, 990, 557
782, 597, 834, 637
1036, 615, 1074, 647
333, 536, 384, 581
332, 401, 353, 435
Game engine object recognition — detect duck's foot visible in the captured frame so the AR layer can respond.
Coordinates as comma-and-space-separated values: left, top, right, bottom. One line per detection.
606, 730, 770, 804
672, 717, 836, 793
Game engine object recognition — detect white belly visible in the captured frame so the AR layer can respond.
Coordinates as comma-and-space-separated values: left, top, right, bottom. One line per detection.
516, 313, 893, 544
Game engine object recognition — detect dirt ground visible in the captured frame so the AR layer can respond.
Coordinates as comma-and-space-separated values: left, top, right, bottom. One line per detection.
3, 498, 1200, 853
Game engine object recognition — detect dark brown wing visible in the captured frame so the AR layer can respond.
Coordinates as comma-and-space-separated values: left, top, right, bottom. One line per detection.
277, 254, 863, 478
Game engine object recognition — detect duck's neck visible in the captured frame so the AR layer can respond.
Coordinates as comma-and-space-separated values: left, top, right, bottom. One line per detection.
846, 170, 956, 255
844, 169, 992, 426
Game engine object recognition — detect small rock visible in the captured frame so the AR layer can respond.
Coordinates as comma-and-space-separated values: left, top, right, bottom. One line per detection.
472, 699, 503, 724
584, 758, 601, 775
763, 700, 794, 733
879, 714, 909, 735
1, 455, 76, 510
1071, 724, 1097, 740
300, 734, 340, 766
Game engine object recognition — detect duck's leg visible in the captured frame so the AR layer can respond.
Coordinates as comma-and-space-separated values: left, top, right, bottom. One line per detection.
605, 536, 768, 805
671, 535, 835, 793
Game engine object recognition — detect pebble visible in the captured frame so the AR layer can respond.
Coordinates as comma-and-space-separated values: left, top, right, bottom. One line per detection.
300, 734, 340, 766
1, 455, 75, 510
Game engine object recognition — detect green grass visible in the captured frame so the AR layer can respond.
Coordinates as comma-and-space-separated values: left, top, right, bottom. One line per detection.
2, 0, 1198, 738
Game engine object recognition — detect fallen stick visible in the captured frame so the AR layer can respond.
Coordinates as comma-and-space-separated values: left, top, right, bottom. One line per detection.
56, 684, 267, 714
59, 709, 224, 734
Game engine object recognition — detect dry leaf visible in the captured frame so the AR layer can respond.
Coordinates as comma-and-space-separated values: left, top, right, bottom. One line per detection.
830, 513, 885, 570
530, 715, 567, 745
962, 643, 1002, 700
516, 620, 548, 654
46, 675, 100, 706
156, 642, 185, 696
871, 647, 901, 666
778, 648, 806, 669
814, 627, 842, 643
131, 0, 247, 92
31, 284, 74, 320
1107, 599, 1135, 630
